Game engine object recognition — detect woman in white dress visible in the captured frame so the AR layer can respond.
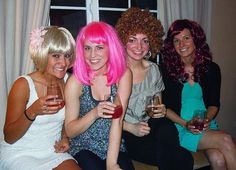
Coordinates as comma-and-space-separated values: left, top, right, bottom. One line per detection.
0, 26, 81, 170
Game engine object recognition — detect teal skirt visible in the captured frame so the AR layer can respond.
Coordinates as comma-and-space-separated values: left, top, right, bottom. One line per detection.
176, 120, 218, 152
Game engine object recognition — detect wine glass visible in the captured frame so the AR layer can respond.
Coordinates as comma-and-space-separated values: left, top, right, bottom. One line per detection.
46, 82, 65, 107
103, 93, 123, 119
145, 95, 163, 118
191, 109, 206, 131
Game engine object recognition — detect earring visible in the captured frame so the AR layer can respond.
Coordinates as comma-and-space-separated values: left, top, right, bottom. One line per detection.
144, 51, 152, 59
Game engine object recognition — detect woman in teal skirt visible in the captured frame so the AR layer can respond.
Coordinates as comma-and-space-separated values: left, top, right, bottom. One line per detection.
161, 19, 236, 170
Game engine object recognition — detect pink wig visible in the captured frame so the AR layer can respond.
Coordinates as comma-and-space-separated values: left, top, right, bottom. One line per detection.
73, 21, 127, 85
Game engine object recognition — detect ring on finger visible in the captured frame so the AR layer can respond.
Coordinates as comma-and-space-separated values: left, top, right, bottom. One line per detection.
43, 105, 48, 111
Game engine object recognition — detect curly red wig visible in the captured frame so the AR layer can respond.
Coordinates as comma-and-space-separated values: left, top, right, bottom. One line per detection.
115, 7, 164, 59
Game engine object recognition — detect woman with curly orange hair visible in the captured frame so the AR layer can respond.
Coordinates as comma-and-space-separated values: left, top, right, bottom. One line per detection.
115, 8, 193, 170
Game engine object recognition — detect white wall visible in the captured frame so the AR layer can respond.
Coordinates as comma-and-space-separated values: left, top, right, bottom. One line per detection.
211, 0, 236, 139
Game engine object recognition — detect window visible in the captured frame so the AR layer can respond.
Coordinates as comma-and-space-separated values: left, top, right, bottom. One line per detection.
50, 0, 86, 38
50, 0, 158, 38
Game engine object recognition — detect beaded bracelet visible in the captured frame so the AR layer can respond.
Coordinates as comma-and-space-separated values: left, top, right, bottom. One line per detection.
24, 110, 35, 121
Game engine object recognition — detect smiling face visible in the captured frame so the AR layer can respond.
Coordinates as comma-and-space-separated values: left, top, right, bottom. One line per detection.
45, 52, 71, 79
83, 40, 108, 73
126, 33, 150, 61
173, 29, 196, 62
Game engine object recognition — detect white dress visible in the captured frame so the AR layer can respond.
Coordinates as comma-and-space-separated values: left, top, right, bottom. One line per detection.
0, 75, 74, 170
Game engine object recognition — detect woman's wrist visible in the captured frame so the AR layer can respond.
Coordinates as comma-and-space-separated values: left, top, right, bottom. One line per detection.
184, 121, 189, 129
61, 134, 69, 139
205, 114, 212, 121
61, 136, 69, 142
24, 110, 36, 121
123, 121, 133, 133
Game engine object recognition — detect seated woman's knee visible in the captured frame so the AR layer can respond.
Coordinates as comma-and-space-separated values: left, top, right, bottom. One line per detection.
219, 133, 235, 150
208, 150, 225, 168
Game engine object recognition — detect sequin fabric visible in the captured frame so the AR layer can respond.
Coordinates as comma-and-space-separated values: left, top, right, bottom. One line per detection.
69, 84, 126, 159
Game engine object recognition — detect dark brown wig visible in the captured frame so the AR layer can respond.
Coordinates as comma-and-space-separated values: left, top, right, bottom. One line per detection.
161, 19, 212, 82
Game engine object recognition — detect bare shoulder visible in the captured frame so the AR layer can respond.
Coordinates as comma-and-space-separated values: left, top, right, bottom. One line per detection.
66, 75, 81, 87
14, 76, 28, 85
65, 75, 83, 97
118, 67, 132, 91
122, 67, 132, 80
7, 76, 29, 109
9, 77, 29, 95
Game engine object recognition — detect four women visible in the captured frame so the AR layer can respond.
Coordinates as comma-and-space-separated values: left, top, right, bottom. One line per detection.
1, 9, 235, 170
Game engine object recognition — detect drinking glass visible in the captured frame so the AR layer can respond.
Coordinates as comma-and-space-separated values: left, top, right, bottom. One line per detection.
104, 93, 123, 119
192, 109, 206, 131
145, 95, 163, 118
46, 83, 65, 107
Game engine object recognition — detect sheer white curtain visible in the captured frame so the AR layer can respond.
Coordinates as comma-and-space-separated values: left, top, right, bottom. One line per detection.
0, 0, 51, 141
157, 0, 212, 43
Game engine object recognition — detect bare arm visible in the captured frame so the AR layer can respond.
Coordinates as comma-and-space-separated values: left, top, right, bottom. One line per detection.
54, 124, 70, 153
166, 105, 219, 130
123, 121, 134, 133
106, 68, 132, 169
166, 108, 187, 127
64, 75, 99, 137
3, 78, 33, 143
4, 77, 63, 144
205, 106, 218, 120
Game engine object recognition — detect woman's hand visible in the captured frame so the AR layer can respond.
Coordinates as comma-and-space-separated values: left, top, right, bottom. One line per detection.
186, 116, 210, 134
152, 104, 167, 118
95, 101, 115, 119
54, 137, 70, 153
203, 118, 210, 131
28, 95, 64, 117
185, 120, 202, 134
131, 122, 150, 137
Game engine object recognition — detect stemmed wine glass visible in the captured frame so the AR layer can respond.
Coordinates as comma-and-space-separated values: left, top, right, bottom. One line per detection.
46, 82, 65, 108
145, 95, 164, 118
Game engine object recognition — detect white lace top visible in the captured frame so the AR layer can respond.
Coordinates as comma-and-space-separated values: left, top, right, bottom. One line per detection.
0, 75, 74, 170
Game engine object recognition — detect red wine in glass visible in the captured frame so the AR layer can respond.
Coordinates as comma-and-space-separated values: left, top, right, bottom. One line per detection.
112, 105, 123, 119
192, 110, 206, 131
103, 93, 123, 119
192, 117, 204, 131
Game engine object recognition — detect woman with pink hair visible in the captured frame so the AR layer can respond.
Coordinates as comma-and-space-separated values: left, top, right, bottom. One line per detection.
65, 22, 134, 170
